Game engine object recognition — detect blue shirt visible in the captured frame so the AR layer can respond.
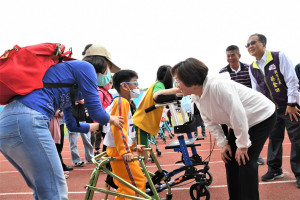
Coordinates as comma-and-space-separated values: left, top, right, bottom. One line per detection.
14, 60, 110, 133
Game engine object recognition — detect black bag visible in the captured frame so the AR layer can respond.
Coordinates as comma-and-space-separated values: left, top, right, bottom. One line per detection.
72, 103, 86, 125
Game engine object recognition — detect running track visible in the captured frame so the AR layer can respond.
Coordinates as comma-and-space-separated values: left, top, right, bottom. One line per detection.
0, 129, 299, 199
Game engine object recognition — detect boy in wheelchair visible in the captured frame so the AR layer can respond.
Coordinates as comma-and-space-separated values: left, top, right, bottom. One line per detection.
102, 70, 146, 199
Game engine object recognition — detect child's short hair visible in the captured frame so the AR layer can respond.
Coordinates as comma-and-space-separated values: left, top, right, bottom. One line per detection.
113, 70, 138, 92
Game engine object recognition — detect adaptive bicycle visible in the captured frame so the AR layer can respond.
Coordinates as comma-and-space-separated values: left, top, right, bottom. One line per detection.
84, 94, 213, 200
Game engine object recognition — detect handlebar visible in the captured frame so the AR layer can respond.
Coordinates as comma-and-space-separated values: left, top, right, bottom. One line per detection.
145, 94, 182, 113
145, 105, 157, 113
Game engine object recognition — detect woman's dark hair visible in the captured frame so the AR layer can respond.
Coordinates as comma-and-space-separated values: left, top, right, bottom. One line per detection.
82, 44, 108, 74
83, 56, 108, 74
171, 58, 208, 87
156, 65, 173, 89
113, 70, 138, 92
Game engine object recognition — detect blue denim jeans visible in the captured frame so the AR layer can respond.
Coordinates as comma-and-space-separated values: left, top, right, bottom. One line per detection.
0, 101, 68, 200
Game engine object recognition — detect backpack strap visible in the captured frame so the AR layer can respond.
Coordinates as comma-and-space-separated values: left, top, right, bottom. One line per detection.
44, 83, 81, 127
97, 87, 106, 103
43, 83, 75, 88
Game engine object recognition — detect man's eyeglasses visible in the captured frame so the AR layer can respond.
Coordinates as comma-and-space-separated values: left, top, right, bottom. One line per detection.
245, 40, 259, 48
121, 82, 139, 86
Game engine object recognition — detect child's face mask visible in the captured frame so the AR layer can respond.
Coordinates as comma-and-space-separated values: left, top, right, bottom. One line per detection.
125, 83, 140, 99
97, 69, 111, 86
103, 83, 113, 91
130, 88, 140, 99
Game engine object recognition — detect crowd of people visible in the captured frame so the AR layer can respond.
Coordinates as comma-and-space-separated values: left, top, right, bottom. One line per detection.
0, 33, 299, 200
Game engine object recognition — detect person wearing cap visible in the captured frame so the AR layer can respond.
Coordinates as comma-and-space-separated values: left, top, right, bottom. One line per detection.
0, 45, 124, 199
82, 44, 121, 157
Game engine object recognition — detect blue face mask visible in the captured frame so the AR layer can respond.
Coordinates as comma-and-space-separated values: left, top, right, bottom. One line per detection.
97, 69, 111, 86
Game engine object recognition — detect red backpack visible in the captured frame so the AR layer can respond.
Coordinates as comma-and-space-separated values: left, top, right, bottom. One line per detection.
0, 43, 75, 105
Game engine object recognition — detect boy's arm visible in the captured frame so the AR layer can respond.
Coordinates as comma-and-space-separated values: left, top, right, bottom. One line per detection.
111, 97, 131, 157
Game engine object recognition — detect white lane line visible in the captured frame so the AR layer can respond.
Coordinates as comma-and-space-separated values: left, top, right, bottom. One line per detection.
0, 180, 296, 196
1, 156, 293, 173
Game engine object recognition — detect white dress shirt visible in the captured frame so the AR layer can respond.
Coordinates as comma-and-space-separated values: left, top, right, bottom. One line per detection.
191, 75, 275, 148
249, 51, 299, 103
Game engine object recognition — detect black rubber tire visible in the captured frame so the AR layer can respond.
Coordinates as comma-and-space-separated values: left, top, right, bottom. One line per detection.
189, 183, 210, 200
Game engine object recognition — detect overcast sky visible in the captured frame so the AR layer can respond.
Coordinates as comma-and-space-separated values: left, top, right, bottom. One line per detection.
1, 0, 299, 88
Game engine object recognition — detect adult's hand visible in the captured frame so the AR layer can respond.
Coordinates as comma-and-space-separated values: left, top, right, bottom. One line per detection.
221, 144, 232, 164
285, 106, 300, 122
235, 147, 249, 166
109, 115, 124, 128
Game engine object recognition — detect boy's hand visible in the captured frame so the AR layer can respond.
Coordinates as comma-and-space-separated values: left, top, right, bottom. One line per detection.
122, 153, 133, 162
136, 145, 145, 152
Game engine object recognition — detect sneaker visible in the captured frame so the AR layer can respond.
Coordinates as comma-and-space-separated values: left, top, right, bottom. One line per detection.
296, 177, 300, 188
63, 164, 74, 171
74, 162, 85, 167
257, 156, 265, 165
261, 169, 284, 181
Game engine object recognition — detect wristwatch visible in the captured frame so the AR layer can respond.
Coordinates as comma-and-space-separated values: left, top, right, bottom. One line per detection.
287, 103, 297, 107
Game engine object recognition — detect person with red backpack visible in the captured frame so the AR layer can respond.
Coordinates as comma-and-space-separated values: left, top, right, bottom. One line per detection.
0, 44, 124, 199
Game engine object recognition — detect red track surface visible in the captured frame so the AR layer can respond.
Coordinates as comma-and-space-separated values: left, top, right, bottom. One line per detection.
0, 129, 299, 200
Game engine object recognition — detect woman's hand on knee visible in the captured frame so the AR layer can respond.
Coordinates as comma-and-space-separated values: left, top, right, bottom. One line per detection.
235, 148, 249, 166
221, 144, 232, 164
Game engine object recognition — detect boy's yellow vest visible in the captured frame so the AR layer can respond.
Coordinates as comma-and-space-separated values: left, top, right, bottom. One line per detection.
133, 83, 164, 136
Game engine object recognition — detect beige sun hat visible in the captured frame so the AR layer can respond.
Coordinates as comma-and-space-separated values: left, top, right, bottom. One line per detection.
83, 44, 120, 73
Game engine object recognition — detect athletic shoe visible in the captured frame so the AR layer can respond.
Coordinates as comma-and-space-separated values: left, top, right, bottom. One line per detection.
63, 164, 74, 171
296, 177, 300, 188
257, 156, 265, 165
261, 169, 284, 181
74, 162, 85, 167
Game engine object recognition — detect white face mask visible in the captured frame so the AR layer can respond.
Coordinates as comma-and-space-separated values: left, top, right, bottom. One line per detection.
130, 88, 140, 99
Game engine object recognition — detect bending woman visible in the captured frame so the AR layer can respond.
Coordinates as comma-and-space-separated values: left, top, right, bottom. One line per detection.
171, 57, 276, 200
0, 51, 123, 199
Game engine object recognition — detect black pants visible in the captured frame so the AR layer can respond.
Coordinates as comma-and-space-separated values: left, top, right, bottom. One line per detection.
56, 124, 66, 168
267, 106, 300, 178
91, 132, 102, 151
225, 112, 277, 200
